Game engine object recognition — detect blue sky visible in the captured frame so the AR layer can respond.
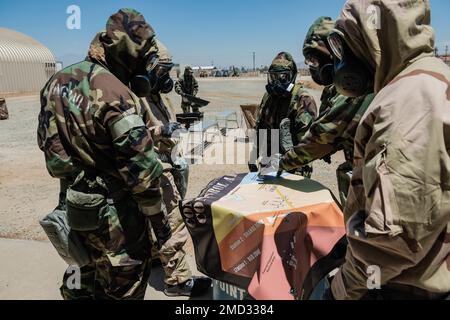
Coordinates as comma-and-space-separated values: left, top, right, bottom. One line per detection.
1, 0, 449, 68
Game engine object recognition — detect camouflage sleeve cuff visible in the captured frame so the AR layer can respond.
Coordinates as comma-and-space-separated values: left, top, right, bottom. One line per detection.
139, 198, 166, 217
280, 150, 302, 171
134, 181, 165, 216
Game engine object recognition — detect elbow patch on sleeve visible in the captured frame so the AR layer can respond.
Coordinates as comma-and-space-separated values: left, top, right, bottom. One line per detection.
109, 114, 145, 141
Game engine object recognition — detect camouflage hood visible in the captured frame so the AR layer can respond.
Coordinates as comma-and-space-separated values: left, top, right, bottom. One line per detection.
269, 52, 297, 73
303, 16, 335, 57
183, 66, 193, 77
336, 0, 435, 92
155, 39, 172, 64
87, 8, 158, 83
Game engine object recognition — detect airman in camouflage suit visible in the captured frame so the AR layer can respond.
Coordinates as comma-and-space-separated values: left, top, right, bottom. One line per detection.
140, 40, 211, 297
37, 8, 171, 300
255, 52, 317, 178
175, 66, 199, 113
279, 17, 374, 206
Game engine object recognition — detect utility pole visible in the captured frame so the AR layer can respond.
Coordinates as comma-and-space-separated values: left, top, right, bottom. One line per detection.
253, 52, 256, 71
446, 45, 449, 57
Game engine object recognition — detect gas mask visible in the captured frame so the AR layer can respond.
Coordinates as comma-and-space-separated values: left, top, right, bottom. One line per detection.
305, 53, 333, 86
327, 32, 373, 97
130, 56, 174, 97
265, 70, 296, 98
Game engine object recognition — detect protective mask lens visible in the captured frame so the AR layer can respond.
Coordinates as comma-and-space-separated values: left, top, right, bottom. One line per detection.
130, 75, 151, 97
327, 33, 344, 61
146, 54, 159, 73
305, 55, 320, 69
269, 71, 291, 85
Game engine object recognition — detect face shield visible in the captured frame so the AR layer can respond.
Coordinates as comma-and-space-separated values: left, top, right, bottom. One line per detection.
269, 70, 293, 85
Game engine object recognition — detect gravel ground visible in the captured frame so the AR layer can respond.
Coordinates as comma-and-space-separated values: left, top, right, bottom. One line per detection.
0, 77, 342, 241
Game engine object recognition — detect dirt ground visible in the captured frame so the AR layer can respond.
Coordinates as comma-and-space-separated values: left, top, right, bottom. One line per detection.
0, 77, 343, 241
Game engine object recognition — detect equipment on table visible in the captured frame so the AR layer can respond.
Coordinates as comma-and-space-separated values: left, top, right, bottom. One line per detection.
176, 112, 204, 130
181, 172, 345, 300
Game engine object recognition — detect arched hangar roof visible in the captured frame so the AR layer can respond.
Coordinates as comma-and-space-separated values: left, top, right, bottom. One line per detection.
0, 28, 55, 63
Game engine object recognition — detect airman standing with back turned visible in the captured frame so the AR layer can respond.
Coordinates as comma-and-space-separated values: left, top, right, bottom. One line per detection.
175, 66, 199, 114
37, 8, 171, 300
140, 40, 212, 297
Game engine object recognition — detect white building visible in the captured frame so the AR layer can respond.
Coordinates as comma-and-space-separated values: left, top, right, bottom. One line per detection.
192, 65, 217, 77
0, 28, 56, 95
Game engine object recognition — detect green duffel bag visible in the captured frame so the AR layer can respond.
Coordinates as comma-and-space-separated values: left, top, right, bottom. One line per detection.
66, 171, 109, 232
39, 209, 92, 267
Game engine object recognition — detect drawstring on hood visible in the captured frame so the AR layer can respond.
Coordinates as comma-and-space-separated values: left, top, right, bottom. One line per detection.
87, 8, 159, 85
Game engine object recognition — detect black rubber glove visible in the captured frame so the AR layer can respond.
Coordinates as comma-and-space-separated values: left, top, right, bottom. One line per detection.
321, 154, 332, 164
149, 212, 172, 249
277, 158, 286, 178
162, 122, 182, 138
248, 163, 258, 173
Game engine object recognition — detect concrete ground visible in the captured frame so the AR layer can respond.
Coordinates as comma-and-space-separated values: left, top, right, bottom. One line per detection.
0, 238, 211, 300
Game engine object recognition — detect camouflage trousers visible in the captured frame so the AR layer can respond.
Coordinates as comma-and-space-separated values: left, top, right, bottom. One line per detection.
181, 103, 199, 114
150, 206, 192, 286
61, 258, 151, 300
61, 197, 153, 300
336, 161, 353, 208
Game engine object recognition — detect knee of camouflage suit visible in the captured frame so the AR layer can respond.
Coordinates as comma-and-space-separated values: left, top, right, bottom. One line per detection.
93, 257, 152, 300
152, 207, 189, 257
60, 264, 97, 300
161, 250, 192, 286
